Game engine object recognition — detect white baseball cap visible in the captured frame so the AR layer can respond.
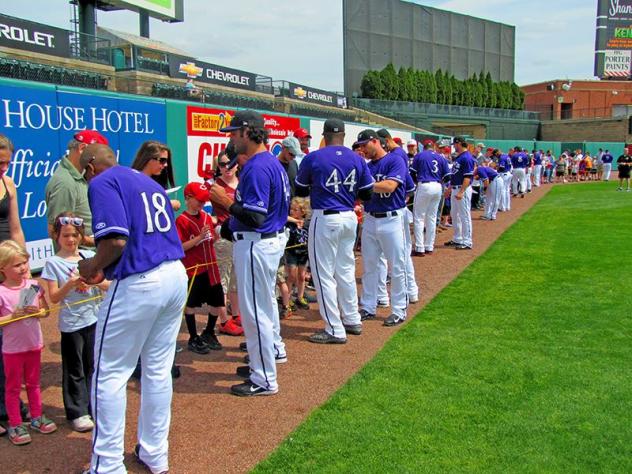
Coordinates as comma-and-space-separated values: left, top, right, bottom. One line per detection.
406, 140, 417, 147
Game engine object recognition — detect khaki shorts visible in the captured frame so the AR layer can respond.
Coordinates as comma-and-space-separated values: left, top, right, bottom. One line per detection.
214, 237, 237, 294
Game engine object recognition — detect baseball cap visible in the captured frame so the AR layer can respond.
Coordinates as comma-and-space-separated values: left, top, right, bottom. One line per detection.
184, 182, 211, 202
293, 128, 312, 139
393, 137, 403, 145
452, 136, 467, 146
322, 118, 345, 134
422, 139, 434, 147
476, 142, 485, 148
356, 129, 378, 145
406, 139, 417, 147
376, 128, 392, 139
219, 110, 265, 132
281, 136, 304, 157
74, 130, 108, 145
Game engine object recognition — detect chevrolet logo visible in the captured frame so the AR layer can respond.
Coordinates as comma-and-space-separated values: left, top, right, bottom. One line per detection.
293, 87, 307, 99
179, 62, 203, 78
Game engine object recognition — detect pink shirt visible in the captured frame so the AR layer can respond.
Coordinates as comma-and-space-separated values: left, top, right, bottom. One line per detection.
0, 279, 44, 354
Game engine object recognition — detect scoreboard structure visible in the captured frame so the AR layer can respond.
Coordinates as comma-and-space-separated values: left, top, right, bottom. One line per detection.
595, 0, 632, 79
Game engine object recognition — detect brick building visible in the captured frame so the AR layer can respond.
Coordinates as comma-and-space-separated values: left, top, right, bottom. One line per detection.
522, 79, 632, 121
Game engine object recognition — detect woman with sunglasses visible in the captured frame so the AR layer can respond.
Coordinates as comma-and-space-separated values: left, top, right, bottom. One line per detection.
131, 141, 181, 211
210, 149, 243, 335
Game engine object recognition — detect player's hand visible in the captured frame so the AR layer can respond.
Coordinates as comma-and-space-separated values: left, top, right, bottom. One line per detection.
79, 258, 106, 285
456, 191, 464, 200
209, 184, 230, 209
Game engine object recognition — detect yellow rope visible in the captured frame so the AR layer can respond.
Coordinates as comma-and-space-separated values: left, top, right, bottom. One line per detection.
0, 242, 309, 327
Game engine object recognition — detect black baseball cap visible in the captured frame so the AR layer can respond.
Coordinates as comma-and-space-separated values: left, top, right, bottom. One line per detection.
376, 128, 392, 139
219, 110, 265, 132
356, 129, 378, 145
452, 136, 468, 146
323, 118, 345, 134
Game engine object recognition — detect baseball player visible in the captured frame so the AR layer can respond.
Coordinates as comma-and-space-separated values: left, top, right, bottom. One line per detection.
602, 150, 614, 181
495, 150, 513, 211
444, 137, 476, 250
295, 118, 374, 343
357, 129, 409, 326
209, 110, 290, 396
376, 129, 419, 303
77, 144, 187, 474
511, 147, 528, 197
410, 140, 450, 255
475, 165, 501, 220
533, 149, 543, 187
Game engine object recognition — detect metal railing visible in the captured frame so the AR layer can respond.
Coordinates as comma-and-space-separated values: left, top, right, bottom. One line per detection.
69, 31, 111, 65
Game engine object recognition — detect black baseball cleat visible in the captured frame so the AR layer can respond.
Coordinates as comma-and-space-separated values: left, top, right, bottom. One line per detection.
308, 330, 347, 344
444, 240, 459, 246
411, 250, 425, 257
343, 324, 362, 335
239, 342, 248, 352
187, 336, 210, 354
199, 330, 222, 351
134, 444, 169, 474
383, 314, 406, 327
360, 309, 376, 321
231, 381, 278, 397
455, 244, 472, 250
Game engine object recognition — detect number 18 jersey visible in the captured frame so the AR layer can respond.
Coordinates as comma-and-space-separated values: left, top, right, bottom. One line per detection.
295, 145, 374, 211
88, 166, 184, 281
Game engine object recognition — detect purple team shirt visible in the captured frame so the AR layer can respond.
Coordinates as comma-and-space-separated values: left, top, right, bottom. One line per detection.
411, 150, 450, 183
229, 150, 290, 234
390, 147, 416, 193
533, 152, 542, 165
449, 150, 476, 186
476, 166, 498, 182
497, 154, 512, 172
88, 166, 184, 281
602, 153, 613, 164
364, 152, 408, 212
295, 145, 374, 211
511, 152, 529, 169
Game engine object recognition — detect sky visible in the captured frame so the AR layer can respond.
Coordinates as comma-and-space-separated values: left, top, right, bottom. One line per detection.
2, 0, 598, 91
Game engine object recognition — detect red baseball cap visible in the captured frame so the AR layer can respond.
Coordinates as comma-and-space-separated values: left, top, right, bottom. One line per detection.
294, 128, 312, 139
393, 137, 403, 145
422, 139, 435, 146
74, 130, 108, 145
184, 182, 211, 202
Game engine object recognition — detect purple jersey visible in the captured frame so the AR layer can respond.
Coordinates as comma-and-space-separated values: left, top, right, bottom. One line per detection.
295, 145, 374, 211
511, 152, 529, 169
602, 153, 613, 164
533, 152, 542, 165
476, 166, 498, 182
411, 150, 450, 183
497, 154, 512, 172
229, 151, 290, 234
364, 152, 408, 212
88, 166, 184, 281
390, 147, 416, 193
449, 151, 476, 186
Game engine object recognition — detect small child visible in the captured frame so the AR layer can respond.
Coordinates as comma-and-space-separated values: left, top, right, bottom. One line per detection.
176, 182, 232, 354
0, 240, 55, 445
41, 212, 108, 433
286, 197, 311, 310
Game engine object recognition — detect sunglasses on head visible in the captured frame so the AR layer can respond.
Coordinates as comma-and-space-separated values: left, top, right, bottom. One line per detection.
218, 161, 230, 167
58, 216, 84, 226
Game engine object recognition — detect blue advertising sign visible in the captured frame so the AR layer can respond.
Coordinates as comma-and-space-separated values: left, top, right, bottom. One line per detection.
0, 82, 166, 268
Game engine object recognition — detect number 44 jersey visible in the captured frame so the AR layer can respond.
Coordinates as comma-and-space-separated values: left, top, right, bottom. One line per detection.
295, 146, 374, 211
88, 166, 185, 281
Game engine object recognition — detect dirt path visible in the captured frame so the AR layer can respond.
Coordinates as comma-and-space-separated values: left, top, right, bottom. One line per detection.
2, 185, 551, 474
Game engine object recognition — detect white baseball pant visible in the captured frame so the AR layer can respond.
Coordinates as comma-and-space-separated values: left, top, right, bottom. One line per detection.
89, 260, 187, 474
484, 178, 502, 220
360, 210, 408, 319
413, 181, 442, 252
377, 256, 389, 305
450, 187, 473, 247
603, 163, 612, 181
512, 168, 527, 195
402, 208, 418, 300
525, 168, 533, 192
308, 210, 360, 338
533, 164, 542, 186
500, 172, 512, 211
233, 231, 285, 392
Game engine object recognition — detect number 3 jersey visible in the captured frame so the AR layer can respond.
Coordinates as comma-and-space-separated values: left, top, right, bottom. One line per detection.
295, 145, 374, 211
88, 166, 184, 281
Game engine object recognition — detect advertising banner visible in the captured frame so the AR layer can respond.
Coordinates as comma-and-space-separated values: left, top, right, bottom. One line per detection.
0, 83, 166, 269
170, 55, 257, 91
0, 14, 70, 58
186, 106, 300, 182
288, 82, 347, 109
308, 120, 411, 150
594, 0, 632, 78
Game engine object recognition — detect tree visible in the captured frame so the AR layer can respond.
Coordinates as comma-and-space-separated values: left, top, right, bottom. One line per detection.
511, 83, 524, 109
380, 63, 399, 100
451, 75, 461, 105
485, 72, 496, 108
360, 70, 384, 99
435, 69, 445, 104
479, 72, 489, 108
406, 67, 418, 102
443, 71, 453, 105
427, 71, 438, 104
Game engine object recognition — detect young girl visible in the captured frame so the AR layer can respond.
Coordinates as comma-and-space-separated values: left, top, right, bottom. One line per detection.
0, 240, 55, 445
286, 197, 311, 310
41, 212, 108, 433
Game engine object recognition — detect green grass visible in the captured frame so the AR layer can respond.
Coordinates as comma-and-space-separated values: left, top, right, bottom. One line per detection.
253, 183, 632, 473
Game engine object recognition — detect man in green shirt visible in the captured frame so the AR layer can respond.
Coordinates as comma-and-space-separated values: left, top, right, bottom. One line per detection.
45, 130, 108, 247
